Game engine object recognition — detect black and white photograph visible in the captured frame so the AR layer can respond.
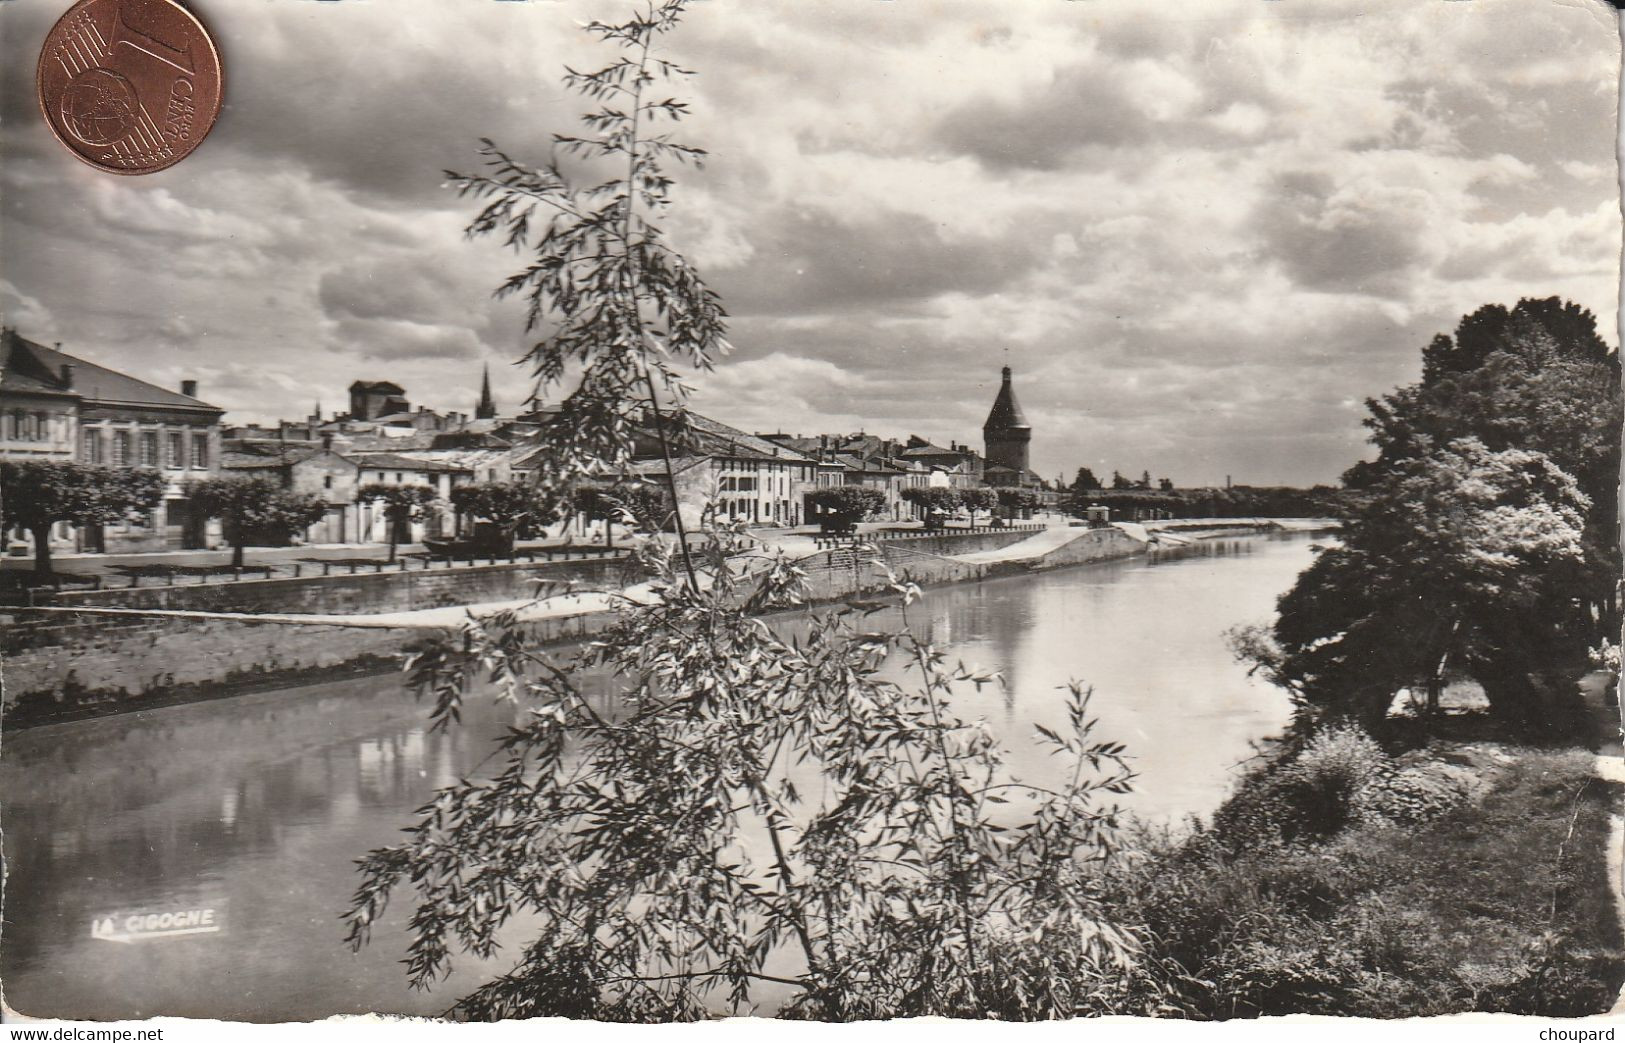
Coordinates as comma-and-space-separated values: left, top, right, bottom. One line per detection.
1, 0, 1622, 1031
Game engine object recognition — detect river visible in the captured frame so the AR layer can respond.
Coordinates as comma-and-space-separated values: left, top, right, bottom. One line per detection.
0, 531, 1320, 1021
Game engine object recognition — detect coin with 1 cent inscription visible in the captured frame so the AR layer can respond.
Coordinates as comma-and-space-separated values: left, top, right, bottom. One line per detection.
36, 0, 222, 175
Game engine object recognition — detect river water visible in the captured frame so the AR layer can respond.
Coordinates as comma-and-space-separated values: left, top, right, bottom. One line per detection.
1, 531, 1318, 1021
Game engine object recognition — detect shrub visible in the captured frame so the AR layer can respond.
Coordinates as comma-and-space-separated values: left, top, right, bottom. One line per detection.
1355, 764, 1472, 827
1214, 725, 1391, 847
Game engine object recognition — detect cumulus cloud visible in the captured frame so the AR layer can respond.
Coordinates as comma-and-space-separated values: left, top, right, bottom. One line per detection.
0, 0, 1616, 486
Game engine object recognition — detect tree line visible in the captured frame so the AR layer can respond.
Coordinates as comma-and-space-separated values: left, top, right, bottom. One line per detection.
0, 464, 594, 572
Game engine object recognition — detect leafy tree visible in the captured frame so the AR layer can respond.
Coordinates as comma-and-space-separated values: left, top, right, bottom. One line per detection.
1110, 470, 1132, 491
900, 486, 960, 528
0, 461, 164, 573
996, 487, 1040, 520
1136, 471, 1152, 491
188, 475, 327, 568
574, 480, 672, 538
1420, 297, 1615, 387
357, 483, 438, 562
1071, 467, 1102, 492
806, 485, 887, 532
449, 481, 561, 552
346, 1, 1142, 1021
445, 1, 721, 588
1157, 478, 1173, 492
1355, 300, 1620, 634
1255, 438, 1590, 733
959, 486, 998, 525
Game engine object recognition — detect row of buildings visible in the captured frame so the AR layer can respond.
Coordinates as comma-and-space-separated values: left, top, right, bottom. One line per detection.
1, 326, 1049, 557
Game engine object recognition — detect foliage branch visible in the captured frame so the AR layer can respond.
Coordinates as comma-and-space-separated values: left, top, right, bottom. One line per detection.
357, 482, 439, 562
344, 0, 1145, 1021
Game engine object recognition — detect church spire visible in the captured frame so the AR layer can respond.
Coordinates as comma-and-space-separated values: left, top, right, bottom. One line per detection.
475, 363, 497, 420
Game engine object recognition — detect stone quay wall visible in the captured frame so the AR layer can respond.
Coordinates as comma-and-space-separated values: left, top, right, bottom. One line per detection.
1, 605, 619, 726
3, 528, 1146, 726
983, 527, 1146, 575
42, 556, 639, 615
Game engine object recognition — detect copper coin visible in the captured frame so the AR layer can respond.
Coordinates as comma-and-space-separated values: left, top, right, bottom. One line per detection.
36, 0, 222, 175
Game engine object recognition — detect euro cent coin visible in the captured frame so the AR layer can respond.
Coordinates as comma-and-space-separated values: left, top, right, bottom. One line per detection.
36, 0, 223, 175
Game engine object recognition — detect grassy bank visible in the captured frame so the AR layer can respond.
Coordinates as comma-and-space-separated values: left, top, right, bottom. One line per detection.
1101, 721, 1625, 1018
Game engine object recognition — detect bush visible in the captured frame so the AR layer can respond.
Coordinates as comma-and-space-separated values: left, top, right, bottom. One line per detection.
1106, 741, 1625, 1019
1356, 764, 1473, 827
1215, 725, 1391, 847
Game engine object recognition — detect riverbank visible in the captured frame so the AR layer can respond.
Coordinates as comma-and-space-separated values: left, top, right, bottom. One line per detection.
1098, 675, 1625, 1018
1, 520, 1300, 726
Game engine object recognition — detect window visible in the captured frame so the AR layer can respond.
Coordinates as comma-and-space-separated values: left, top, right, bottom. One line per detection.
191, 433, 208, 469
165, 432, 183, 469
35, 413, 49, 441
139, 431, 158, 467
323, 475, 333, 490
82, 429, 102, 464
112, 431, 131, 467
395, 472, 403, 483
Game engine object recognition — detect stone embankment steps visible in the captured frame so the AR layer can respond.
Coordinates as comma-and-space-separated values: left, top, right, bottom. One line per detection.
947, 525, 1098, 565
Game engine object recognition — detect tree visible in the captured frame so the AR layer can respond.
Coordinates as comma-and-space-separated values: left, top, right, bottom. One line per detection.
1110, 470, 1132, 490
1356, 301, 1620, 635
1135, 471, 1152, 491
574, 480, 672, 538
959, 486, 998, 525
1243, 298, 1622, 738
188, 475, 327, 568
346, 2, 1141, 1020
806, 485, 887, 533
1157, 478, 1173, 492
1071, 467, 1102, 492
1259, 438, 1590, 733
996, 487, 1040, 520
0, 461, 164, 573
357, 483, 438, 562
1420, 297, 1615, 387
448, 481, 560, 552
900, 486, 960, 528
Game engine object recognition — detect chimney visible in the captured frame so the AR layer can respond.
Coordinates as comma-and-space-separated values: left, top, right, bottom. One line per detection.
181, 379, 198, 398
58, 363, 75, 390
321, 433, 333, 452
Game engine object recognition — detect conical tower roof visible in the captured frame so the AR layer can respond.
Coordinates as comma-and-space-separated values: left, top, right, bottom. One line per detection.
982, 366, 1030, 431
475, 363, 497, 419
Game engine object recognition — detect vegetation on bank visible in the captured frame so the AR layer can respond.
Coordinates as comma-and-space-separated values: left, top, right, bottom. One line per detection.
1099, 721, 1624, 1018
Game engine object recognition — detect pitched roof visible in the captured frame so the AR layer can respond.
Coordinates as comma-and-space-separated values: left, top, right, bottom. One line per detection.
668, 410, 814, 463
1, 330, 222, 412
222, 445, 354, 470
900, 443, 966, 459
983, 366, 1030, 431
350, 451, 471, 473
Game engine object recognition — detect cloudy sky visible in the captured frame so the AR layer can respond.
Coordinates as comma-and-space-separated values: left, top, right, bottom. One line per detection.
1, 0, 1618, 486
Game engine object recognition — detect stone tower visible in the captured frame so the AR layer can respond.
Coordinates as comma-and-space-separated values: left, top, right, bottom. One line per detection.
982, 365, 1031, 479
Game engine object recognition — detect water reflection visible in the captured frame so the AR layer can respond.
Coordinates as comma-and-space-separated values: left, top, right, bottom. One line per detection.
1, 532, 1317, 1021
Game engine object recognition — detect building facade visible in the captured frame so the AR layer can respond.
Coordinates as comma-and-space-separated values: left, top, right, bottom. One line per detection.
1, 331, 223, 554
625, 411, 818, 529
